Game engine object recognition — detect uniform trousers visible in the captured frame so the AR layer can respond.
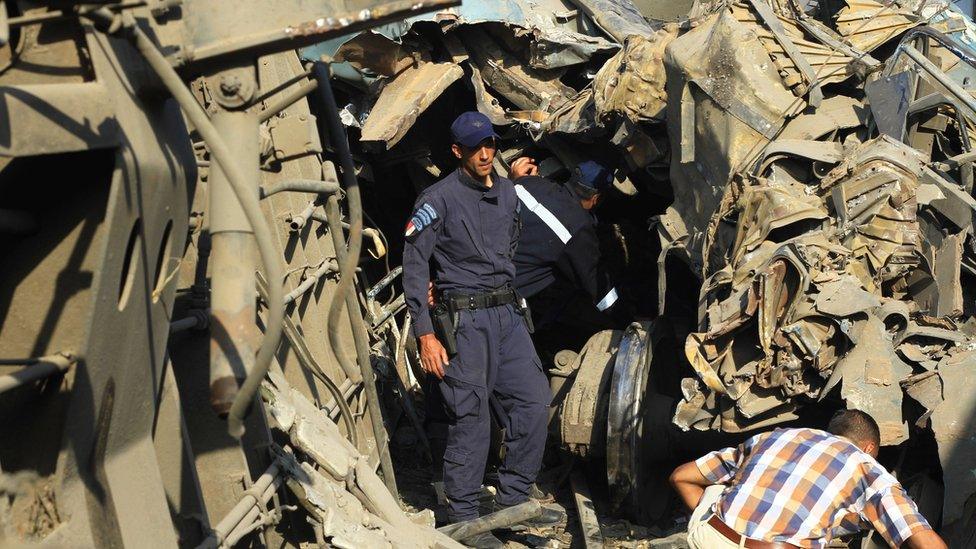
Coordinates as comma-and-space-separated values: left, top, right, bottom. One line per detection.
436, 304, 551, 522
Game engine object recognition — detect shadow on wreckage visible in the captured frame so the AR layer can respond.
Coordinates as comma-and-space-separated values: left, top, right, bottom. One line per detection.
312, 0, 976, 544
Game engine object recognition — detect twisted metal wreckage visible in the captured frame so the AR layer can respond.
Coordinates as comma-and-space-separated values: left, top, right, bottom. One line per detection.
2, 0, 976, 547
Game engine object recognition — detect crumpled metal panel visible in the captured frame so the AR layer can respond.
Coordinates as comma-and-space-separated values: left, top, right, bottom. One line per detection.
263, 371, 465, 548
835, 0, 919, 52
675, 137, 938, 437
559, 330, 622, 457
592, 26, 679, 124
664, 10, 800, 273
359, 61, 464, 149
565, 0, 659, 43
926, 349, 976, 529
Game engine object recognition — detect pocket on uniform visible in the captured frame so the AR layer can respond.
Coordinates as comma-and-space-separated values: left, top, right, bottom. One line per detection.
443, 447, 469, 466
442, 216, 481, 262
442, 377, 483, 422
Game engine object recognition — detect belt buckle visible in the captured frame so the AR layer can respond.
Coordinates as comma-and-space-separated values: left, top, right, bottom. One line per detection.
468, 296, 476, 310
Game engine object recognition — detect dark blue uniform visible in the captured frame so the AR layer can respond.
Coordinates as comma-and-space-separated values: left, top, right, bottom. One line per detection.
513, 175, 618, 317
402, 168, 551, 523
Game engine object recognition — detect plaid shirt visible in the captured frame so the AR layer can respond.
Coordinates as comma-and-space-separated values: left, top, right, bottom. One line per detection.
695, 428, 930, 548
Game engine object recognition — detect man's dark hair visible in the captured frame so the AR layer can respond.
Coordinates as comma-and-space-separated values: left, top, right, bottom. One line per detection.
828, 409, 881, 447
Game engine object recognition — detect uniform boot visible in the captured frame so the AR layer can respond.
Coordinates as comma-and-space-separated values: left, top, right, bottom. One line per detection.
492, 501, 566, 528
459, 531, 505, 548
529, 483, 553, 503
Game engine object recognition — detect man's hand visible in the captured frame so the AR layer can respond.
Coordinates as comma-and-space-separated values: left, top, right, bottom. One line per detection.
419, 333, 449, 379
510, 157, 538, 179
669, 461, 712, 512
427, 281, 436, 306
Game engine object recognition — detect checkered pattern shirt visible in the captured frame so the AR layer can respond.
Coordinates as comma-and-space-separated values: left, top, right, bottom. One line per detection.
695, 428, 931, 548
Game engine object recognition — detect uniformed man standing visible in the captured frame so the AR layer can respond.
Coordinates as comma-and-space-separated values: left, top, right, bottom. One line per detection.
402, 112, 560, 548
512, 160, 622, 330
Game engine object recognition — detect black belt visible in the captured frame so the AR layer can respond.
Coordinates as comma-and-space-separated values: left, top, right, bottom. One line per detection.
445, 287, 517, 311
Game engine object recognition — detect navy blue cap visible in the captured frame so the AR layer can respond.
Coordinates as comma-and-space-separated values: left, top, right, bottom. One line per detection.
571, 160, 613, 195
451, 111, 499, 148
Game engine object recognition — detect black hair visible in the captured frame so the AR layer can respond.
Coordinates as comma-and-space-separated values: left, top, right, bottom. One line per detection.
828, 409, 881, 447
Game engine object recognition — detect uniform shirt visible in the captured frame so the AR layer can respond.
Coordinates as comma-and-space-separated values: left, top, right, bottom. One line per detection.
402, 168, 520, 336
512, 176, 617, 311
696, 427, 931, 548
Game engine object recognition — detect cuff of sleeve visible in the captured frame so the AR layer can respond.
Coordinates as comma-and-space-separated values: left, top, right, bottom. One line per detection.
413, 313, 433, 337
695, 454, 727, 484
891, 522, 932, 547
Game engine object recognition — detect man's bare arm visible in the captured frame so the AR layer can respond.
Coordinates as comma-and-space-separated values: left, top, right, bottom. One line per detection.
902, 529, 947, 549
669, 461, 712, 512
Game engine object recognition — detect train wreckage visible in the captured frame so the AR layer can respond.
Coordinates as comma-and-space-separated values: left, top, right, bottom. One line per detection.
1, 0, 976, 547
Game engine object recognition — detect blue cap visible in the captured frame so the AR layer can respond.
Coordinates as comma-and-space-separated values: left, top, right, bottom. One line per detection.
571, 160, 613, 194
451, 111, 499, 148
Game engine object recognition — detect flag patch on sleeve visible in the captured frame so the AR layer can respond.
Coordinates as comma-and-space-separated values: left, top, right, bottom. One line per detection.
405, 203, 438, 238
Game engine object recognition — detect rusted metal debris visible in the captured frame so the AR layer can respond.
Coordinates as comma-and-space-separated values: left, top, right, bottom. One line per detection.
6, 0, 976, 546
310, 0, 976, 540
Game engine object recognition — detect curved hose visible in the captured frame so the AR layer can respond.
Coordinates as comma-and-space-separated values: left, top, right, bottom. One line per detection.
256, 273, 358, 448
112, 12, 284, 438
313, 62, 367, 385
313, 62, 398, 496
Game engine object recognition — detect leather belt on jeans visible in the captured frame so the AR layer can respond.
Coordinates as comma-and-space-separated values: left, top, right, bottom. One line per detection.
707, 516, 801, 549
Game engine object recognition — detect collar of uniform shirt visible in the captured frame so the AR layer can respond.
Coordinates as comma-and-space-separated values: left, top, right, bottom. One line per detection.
456, 167, 501, 197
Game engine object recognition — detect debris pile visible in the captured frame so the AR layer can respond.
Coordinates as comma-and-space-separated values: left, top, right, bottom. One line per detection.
656, 0, 976, 537
303, 0, 976, 540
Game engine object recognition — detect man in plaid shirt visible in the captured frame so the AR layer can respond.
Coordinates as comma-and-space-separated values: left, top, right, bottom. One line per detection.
670, 410, 946, 548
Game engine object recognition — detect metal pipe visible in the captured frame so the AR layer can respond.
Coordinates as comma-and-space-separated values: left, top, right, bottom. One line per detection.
259, 178, 340, 199
894, 26, 976, 71
352, 458, 410, 529
287, 201, 317, 233
314, 62, 397, 495
901, 46, 976, 120
438, 500, 542, 541
366, 266, 403, 300
248, 70, 313, 110
170, 309, 209, 334
369, 294, 405, 330
221, 479, 282, 547
324, 378, 361, 419
257, 79, 320, 123
103, 11, 284, 439
256, 273, 359, 448
208, 110, 260, 417
283, 258, 338, 305
7, 1, 150, 27
200, 460, 282, 549
0, 353, 76, 395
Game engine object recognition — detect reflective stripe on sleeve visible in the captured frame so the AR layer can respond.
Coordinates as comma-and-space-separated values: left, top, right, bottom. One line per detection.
514, 184, 572, 244
596, 287, 618, 311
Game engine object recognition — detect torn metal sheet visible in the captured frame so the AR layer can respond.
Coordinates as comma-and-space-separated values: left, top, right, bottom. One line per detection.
830, 315, 913, 445
263, 371, 464, 548
928, 350, 976, 529
835, 0, 919, 52
431, 0, 620, 69
333, 31, 427, 77
565, 0, 659, 43
593, 27, 679, 124
359, 61, 463, 149
459, 25, 575, 113
665, 9, 800, 269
